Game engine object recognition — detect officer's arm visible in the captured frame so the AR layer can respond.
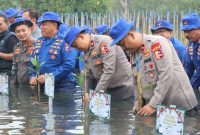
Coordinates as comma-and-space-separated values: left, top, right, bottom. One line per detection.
29, 51, 37, 79
179, 45, 187, 64
190, 67, 200, 89
52, 44, 76, 82
95, 44, 116, 91
148, 39, 174, 108
0, 36, 19, 60
86, 67, 97, 92
184, 48, 195, 79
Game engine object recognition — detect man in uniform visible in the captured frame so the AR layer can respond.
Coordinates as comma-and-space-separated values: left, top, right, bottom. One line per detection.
95, 24, 109, 35
151, 20, 186, 63
23, 9, 42, 39
0, 14, 19, 75
4, 8, 18, 24
64, 26, 135, 102
181, 13, 200, 107
109, 19, 197, 116
10, 17, 35, 85
29, 12, 77, 91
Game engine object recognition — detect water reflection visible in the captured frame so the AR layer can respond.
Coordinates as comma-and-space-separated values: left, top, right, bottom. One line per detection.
0, 85, 199, 135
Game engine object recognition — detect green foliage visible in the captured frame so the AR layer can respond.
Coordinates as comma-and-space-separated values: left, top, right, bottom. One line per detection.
30, 58, 45, 76
74, 73, 84, 88
0, 0, 199, 15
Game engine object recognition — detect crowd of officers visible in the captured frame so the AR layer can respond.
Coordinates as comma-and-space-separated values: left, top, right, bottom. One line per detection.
0, 7, 200, 117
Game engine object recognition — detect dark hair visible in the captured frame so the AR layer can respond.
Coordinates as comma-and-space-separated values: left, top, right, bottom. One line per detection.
23, 9, 39, 21
0, 14, 8, 24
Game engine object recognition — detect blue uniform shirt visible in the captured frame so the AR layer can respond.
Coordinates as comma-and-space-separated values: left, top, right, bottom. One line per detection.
184, 42, 200, 89
29, 33, 77, 90
170, 37, 186, 63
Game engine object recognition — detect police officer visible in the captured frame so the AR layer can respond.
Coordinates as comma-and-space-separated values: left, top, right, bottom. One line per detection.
10, 18, 35, 85
181, 13, 200, 107
151, 20, 186, 63
22, 9, 42, 39
109, 19, 197, 116
0, 14, 19, 75
4, 8, 18, 24
95, 24, 109, 35
29, 12, 77, 91
65, 26, 135, 102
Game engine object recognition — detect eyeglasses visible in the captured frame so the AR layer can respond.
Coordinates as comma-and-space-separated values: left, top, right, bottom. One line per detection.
155, 30, 167, 35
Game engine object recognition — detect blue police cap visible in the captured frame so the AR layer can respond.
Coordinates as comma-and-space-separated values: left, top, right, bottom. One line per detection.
95, 24, 109, 35
81, 25, 94, 34
38, 12, 62, 25
64, 26, 88, 47
109, 19, 134, 46
10, 17, 33, 31
181, 13, 200, 31
152, 20, 173, 31
58, 23, 68, 37
4, 8, 18, 19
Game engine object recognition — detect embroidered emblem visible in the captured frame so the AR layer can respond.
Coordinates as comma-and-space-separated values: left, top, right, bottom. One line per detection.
99, 42, 109, 55
151, 42, 164, 60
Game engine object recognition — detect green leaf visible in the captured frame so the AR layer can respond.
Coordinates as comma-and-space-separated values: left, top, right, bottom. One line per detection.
31, 58, 39, 68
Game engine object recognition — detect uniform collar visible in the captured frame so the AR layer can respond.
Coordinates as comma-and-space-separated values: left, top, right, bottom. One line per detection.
0, 30, 9, 37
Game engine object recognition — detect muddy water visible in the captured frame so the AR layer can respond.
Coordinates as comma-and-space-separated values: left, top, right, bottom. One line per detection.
0, 85, 199, 135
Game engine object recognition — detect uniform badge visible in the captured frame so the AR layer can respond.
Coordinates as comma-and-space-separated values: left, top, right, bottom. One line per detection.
53, 50, 58, 55
49, 49, 53, 53
50, 55, 56, 60
91, 50, 98, 57
157, 21, 161, 26
94, 59, 102, 66
27, 47, 33, 55
149, 63, 154, 69
15, 48, 21, 55
149, 72, 154, 78
65, 43, 71, 52
99, 42, 109, 55
144, 49, 150, 57
183, 21, 188, 25
151, 42, 164, 60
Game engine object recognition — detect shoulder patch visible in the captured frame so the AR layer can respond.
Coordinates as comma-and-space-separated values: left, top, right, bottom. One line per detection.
151, 42, 164, 60
99, 42, 109, 55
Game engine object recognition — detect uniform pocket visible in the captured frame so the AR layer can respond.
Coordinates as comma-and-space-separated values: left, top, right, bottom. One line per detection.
144, 62, 158, 83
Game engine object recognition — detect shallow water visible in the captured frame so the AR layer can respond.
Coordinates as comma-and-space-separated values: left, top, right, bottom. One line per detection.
0, 85, 199, 135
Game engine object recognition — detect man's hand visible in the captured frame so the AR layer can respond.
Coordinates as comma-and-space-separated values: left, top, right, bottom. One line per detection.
37, 75, 45, 84
30, 77, 37, 86
137, 104, 156, 116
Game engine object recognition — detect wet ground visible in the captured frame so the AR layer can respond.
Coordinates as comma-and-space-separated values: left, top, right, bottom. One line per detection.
0, 85, 200, 135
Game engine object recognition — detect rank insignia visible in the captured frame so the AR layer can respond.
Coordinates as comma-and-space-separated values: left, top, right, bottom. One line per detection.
151, 42, 164, 60
91, 50, 98, 57
99, 42, 109, 55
